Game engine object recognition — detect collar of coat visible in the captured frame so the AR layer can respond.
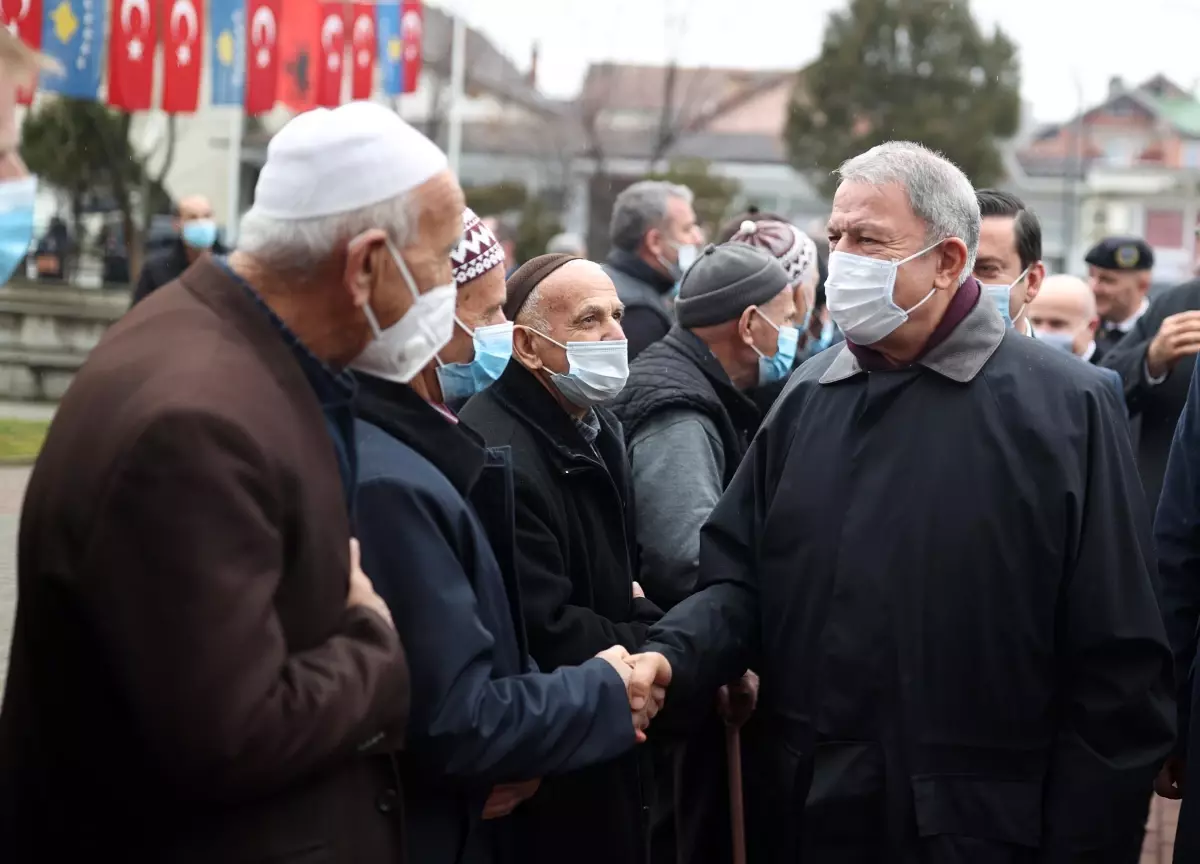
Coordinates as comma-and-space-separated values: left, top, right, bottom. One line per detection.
487, 360, 623, 469
355, 373, 491, 498
819, 279, 1005, 385
605, 247, 677, 295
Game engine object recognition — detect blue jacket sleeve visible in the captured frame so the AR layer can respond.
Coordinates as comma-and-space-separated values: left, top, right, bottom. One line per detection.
355, 476, 636, 783
1154, 353, 1200, 754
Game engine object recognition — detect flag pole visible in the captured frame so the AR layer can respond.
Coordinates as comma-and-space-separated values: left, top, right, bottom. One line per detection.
225, 110, 243, 246
446, 1, 467, 174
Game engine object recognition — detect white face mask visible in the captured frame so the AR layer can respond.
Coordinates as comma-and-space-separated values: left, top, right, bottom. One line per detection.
825, 241, 944, 345
1033, 327, 1081, 356
658, 240, 698, 280
351, 241, 457, 384
520, 326, 629, 407
981, 264, 1032, 328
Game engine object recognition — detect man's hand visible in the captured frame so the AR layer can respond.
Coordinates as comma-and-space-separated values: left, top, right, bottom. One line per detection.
626, 652, 672, 741
1156, 755, 1185, 800
596, 646, 668, 742
482, 778, 541, 819
718, 669, 759, 728
1147, 311, 1200, 378
346, 538, 394, 629
632, 581, 645, 600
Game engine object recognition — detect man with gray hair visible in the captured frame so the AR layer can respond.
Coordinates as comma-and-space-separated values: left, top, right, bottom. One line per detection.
624, 140, 1174, 860
605, 179, 704, 360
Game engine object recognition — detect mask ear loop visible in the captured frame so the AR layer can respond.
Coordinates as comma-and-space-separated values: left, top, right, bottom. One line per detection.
748, 307, 781, 359
1008, 264, 1034, 328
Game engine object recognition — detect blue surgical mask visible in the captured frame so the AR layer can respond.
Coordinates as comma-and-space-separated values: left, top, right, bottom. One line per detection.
0, 177, 37, 284
981, 264, 1032, 328
520, 326, 630, 408
436, 319, 514, 403
1033, 328, 1078, 355
752, 309, 800, 386
181, 218, 218, 250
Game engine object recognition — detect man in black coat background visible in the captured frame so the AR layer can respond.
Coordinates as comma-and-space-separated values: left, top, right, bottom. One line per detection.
130, 194, 226, 307
461, 254, 662, 864
1099, 235, 1200, 511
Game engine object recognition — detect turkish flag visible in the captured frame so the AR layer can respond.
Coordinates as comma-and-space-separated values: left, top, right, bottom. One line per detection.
277, 0, 320, 113
316, 2, 346, 108
349, 3, 376, 100
400, 0, 423, 94
1, 0, 42, 104
245, 0, 283, 115
108, 0, 158, 111
162, 0, 204, 113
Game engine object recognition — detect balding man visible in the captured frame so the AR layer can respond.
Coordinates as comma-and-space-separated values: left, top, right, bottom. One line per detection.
627, 141, 1173, 860
1029, 274, 1127, 407
461, 255, 662, 864
1, 102, 429, 861
131, 194, 226, 307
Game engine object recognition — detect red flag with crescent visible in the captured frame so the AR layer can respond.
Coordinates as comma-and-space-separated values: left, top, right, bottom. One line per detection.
316, 2, 347, 107
350, 3, 376, 100
162, 0, 204, 113
0, 0, 43, 105
400, 0, 422, 94
108, 0, 158, 111
245, 0, 282, 115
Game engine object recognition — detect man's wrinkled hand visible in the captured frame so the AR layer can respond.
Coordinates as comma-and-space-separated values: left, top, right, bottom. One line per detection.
346, 538, 394, 629
718, 669, 759, 728
632, 581, 645, 600
1156, 755, 1185, 800
625, 652, 672, 741
482, 778, 541, 819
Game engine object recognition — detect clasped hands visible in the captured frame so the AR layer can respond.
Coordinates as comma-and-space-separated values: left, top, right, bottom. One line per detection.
596, 646, 673, 742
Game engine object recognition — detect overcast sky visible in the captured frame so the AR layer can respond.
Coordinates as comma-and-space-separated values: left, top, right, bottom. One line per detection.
456, 0, 1200, 123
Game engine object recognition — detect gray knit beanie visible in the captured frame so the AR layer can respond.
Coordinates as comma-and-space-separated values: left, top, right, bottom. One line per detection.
674, 243, 790, 328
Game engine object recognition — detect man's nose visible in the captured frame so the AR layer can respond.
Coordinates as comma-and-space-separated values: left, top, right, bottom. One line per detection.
605, 317, 627, 342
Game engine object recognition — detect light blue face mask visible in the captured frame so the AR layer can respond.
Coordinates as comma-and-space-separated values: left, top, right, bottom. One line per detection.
752, 309, 800, 386
981, 264, 1032, 328
436, 319, 514, 404
1032, 328, 1078, 355
181, 218, 218, 250
0, 177, 37, 285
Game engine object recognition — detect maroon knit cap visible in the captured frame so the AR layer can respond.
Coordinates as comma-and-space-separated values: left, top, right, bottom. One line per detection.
504, 253, 582, 320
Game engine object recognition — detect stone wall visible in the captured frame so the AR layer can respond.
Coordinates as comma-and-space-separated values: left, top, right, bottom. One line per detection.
0, 281, 129, 402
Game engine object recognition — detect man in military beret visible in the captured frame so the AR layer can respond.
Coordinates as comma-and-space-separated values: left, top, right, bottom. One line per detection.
1086, 236, 1155, 362
1098, 235, 1200, 512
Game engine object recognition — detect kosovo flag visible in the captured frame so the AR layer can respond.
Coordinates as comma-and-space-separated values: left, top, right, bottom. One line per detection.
39, 0, 103, 100
210, 0, 246, 106
376, 2, 402, 96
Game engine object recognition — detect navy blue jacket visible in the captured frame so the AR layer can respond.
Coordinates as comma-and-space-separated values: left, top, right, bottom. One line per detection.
353, 375, 635, 864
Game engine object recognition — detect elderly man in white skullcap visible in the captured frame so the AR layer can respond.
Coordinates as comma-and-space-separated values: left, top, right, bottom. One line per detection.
1, 101, 456, 859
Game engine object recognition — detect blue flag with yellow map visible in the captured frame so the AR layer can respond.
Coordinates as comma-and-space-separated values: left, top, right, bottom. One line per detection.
210, 0, 246, 107
376, 2, 403, 97
39, 0, 103, 100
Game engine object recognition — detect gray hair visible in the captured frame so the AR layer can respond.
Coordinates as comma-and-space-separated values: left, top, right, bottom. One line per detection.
516, 285, 550, 334
836, 141, 980, 285
237, 193, 417, 274
609, 180, 694, 252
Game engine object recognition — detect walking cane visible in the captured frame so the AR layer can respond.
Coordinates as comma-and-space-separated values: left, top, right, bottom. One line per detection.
726, 723, 747, 864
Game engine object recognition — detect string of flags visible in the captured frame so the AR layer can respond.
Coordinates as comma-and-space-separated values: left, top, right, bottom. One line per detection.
0, 0, 425, 114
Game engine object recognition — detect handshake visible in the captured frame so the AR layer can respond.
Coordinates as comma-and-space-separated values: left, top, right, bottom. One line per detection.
596, 646, 673, 743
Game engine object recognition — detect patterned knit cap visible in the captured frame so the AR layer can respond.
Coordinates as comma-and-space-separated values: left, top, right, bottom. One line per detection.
451, 208, 506, 285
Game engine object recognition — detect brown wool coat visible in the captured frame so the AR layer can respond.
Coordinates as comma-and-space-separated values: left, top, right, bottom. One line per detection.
0, 256, 411, 863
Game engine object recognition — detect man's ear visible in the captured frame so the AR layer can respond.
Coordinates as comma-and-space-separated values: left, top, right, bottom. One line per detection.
344, 229, 389, 309
1087, 315, 1101, 338
1025, 262, 1046, 305
511, 323, 543, 371
936, 239, 970, 290
737, 306, 758, 347
1137, 272, 1153, 297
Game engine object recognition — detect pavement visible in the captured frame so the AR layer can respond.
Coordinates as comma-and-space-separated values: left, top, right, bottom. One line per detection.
0, 464, 1184, 857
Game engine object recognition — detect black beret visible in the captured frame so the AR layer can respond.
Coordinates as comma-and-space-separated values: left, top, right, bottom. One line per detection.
1084, 236, 1154, 272
504, 253, 581, 321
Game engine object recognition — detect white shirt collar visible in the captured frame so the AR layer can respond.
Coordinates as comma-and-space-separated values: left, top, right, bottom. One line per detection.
1081, 340, 1097, 363
1113, 299, 1149, 333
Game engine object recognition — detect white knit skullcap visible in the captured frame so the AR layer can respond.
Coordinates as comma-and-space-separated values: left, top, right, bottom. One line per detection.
253, 101, 449, 220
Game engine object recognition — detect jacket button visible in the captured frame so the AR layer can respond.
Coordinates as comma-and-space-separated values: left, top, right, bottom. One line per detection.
376, 788, 399, 814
